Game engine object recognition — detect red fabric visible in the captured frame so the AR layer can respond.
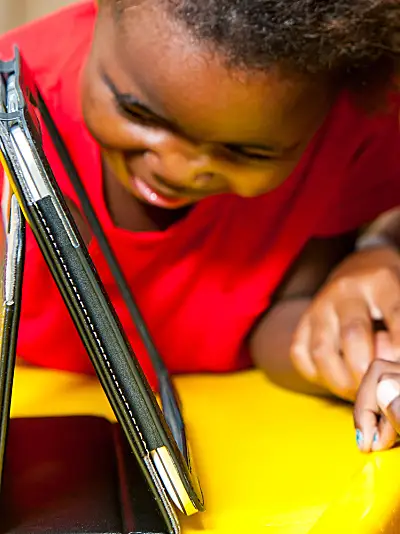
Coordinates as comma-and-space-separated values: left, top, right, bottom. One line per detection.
0, 3, 400, 388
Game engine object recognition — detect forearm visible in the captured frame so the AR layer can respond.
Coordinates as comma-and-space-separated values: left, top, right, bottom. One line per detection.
250, 299, 328, 396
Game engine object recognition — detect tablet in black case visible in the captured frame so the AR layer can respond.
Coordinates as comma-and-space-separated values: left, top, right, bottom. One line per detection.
0, 49, 204, 534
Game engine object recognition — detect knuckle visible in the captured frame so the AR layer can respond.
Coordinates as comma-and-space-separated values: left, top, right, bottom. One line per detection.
290, 344, 302, 363
340, 318, 369, 339
291, 342, 306, 358
291, 327, 304, 347
389, 301, 400, 319
374, 266, 398, 285
310, 343, 329, 363
368, 359, 390, 377
369, 359, 384, 373
332, 277, 353, 294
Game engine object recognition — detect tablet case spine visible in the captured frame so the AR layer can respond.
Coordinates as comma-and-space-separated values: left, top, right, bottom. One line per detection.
0, 196, 25, 490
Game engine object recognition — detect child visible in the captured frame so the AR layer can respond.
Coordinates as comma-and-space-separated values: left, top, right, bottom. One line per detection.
0, 0, 399, 392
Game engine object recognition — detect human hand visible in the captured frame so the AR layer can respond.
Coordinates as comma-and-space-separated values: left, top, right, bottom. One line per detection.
291, 246, 400, 401
354, 352, 400, 452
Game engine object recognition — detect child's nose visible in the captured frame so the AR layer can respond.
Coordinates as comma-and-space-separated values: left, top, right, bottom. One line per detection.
143, 145, 222, 190
144, 137, 271, 197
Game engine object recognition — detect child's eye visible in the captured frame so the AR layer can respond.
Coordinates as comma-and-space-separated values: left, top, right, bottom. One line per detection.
225, 144, 274, 161
119, 104, 160, 127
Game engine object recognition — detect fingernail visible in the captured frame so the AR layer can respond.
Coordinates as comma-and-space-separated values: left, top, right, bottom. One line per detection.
356, 429, 364, 450
371, 431, 380, 452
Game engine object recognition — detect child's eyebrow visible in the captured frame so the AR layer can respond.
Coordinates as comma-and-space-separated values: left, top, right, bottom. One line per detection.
102, 72, 167, 122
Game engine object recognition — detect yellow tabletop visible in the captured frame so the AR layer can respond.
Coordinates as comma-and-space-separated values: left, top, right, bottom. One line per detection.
9, 366, 400, 534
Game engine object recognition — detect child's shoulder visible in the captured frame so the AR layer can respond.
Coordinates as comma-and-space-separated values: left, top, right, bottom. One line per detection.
0, 1, 96, 91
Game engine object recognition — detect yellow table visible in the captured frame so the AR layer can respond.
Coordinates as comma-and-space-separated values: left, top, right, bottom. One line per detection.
9, 366, 400, 533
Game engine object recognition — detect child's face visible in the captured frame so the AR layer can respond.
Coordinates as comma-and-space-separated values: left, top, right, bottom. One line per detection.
81, 2, 334, 209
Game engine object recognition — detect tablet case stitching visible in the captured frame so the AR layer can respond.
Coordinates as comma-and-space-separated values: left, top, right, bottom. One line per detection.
36, 205, 150, 456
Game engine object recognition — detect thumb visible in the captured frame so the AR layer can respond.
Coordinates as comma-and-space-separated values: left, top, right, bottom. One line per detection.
377, 376, 400, 435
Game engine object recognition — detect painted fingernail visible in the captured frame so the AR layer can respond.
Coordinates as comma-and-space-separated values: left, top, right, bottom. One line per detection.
356, 429, 364, 449
373, 431, 379, 445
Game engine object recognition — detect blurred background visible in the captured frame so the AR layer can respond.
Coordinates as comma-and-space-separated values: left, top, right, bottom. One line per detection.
0, 0, 76, 34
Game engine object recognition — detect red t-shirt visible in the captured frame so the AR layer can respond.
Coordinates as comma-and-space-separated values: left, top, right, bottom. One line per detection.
0, 3, 400, 388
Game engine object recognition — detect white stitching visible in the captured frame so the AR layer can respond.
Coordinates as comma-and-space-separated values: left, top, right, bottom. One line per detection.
36, 206, 149, 454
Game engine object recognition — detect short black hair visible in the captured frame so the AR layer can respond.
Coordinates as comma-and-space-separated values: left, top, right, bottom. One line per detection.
117, 0, 400, 96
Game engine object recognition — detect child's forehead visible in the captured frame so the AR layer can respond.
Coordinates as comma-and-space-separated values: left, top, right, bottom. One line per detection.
110, 2, 295, 97
100, 6, 331, 148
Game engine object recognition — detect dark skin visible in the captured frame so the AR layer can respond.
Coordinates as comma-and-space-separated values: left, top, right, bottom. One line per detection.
294, 208, 400, 452
251, 234, 357, 396
63, 0, 354, 390
290, 246, 400, 401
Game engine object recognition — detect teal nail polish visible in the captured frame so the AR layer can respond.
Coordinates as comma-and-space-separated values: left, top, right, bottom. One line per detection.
356, 429, 364, 449
373, 432, 379, 445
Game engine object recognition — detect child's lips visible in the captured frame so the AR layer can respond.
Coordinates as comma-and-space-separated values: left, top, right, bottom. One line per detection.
131, 176, 193, 208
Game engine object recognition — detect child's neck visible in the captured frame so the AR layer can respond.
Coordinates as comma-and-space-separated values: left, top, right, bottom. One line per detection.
103, 165, 192, 232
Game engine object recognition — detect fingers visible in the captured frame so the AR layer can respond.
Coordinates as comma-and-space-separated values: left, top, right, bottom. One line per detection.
354, 360, 400, 452
373, 416, 397, 452
292, 271, 400, 403
335, 297, 374, 384
371, 376, 400, 452
354, 361, 381, 452
308, 315, 355, 401
291, 316, 319, 384
376, 376, 400, 435
292, 309, 356, 401
368, 269, 400, 359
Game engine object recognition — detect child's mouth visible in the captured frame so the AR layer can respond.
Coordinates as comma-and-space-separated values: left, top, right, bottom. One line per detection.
131, 176, 192, 209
